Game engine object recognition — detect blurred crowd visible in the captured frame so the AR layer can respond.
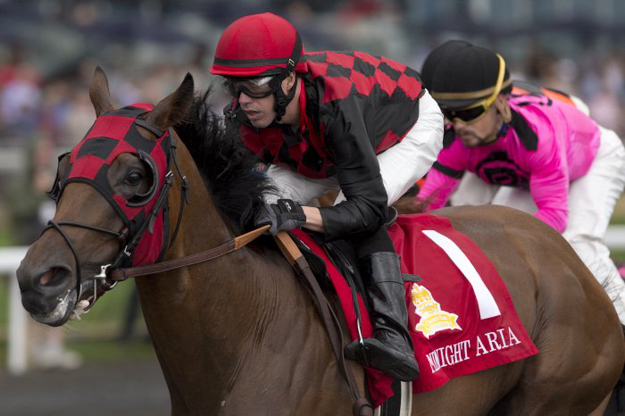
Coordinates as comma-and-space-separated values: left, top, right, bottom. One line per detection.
2, 0, 625, 246
0, 42, 212, 244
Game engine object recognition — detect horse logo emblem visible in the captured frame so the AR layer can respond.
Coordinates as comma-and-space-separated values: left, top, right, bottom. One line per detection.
411, 283, 461, 338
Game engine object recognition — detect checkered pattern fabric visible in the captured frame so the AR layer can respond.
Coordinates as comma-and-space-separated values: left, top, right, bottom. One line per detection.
61, 104, 171, 266
235, 50, 423, 179
305, 51, 422, 104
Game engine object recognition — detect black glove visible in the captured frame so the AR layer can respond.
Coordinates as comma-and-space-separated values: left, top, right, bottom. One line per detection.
255, 199, 306, 235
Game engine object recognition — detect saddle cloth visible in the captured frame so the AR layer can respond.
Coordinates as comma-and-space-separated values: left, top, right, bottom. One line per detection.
290, 213, 539, 408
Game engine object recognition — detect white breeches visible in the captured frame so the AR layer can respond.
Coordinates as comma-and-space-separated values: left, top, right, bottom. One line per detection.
264, 91, 443, 206
452, 127, 625, 325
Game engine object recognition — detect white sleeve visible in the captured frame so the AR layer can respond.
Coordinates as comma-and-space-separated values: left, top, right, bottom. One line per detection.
375, 90, 444, 205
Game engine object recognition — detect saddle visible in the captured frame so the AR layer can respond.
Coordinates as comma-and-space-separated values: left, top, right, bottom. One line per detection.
276, 213, 539, 410
275, 231, 411, 416
292, 206, 418, 311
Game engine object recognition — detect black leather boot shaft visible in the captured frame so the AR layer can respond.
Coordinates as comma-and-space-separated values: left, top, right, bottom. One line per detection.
344, 252, 419, 381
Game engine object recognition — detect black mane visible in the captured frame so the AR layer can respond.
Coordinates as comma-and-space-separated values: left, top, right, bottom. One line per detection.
174, 90, 274, 232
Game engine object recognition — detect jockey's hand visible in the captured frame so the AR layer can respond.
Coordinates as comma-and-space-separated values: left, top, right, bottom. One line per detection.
255, 199, 306, 235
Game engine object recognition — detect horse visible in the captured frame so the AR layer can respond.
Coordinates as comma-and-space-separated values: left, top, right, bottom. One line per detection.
16, 68, 624, 416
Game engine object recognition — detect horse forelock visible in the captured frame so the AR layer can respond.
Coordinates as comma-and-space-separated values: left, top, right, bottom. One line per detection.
174, 89, 275, 232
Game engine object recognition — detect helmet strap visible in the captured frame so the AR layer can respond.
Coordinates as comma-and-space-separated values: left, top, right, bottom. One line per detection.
270, 32, 302, 122
271, 74, 298, 122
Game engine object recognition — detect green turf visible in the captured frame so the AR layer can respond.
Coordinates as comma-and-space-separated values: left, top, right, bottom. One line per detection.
0, 337, 156, 365
67, 338, 156, 362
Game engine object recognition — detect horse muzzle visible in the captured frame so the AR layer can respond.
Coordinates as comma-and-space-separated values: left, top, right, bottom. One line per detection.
17, 261, 77, 326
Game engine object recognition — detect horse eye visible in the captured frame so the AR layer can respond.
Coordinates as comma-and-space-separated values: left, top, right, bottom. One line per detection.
126, 172, 144, 186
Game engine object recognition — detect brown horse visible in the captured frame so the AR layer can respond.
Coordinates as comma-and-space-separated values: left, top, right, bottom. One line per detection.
17, 69, 624, 415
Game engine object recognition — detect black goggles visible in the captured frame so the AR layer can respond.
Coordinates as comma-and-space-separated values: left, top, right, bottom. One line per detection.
442, 105, 489, 123
222, 77, 277, 99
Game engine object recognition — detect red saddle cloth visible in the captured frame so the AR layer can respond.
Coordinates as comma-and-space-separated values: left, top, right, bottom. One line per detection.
290, 213, 539, 408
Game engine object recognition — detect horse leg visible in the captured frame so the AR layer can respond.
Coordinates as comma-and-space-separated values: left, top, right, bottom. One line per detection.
411, 363, 525, 416
488, 312, 623, 416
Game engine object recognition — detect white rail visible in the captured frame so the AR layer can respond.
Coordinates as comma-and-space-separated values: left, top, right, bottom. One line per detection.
0, 246, 29, 375
2, 226, 625, 375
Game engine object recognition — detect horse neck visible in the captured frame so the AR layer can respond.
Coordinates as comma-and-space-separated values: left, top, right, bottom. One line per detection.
135, 139, 331, 408
168, 139, 231, 252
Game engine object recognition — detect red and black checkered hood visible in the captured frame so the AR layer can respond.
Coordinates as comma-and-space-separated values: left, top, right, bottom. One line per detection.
62, 103, 171, 266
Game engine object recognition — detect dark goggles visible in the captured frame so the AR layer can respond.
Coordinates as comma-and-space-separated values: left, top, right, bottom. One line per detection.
222, 77, 276, 99
442, 105, 489, 123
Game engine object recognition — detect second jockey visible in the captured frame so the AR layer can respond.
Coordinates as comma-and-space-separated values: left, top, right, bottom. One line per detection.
417, 39, 625, 327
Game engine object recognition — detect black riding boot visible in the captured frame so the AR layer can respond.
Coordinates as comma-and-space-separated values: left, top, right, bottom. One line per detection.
344, 251, 420, 381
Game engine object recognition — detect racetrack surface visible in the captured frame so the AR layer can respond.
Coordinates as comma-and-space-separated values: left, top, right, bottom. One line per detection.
0, 359, 169, 416
0, 347, 622, 415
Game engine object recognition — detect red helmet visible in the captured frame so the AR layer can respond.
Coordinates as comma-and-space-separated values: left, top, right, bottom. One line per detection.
210, 13, 305, 78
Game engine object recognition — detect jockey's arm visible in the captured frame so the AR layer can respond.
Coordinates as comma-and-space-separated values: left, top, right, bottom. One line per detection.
315, 98, 389, 242
302, 206, 324, 233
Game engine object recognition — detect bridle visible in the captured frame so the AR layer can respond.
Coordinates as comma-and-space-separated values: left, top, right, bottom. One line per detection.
43, 113, 190, 302
44, 111, 269, 308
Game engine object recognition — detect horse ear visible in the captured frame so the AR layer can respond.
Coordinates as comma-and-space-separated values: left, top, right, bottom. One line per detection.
146, 73, 195, 131
89, 66, 113, 117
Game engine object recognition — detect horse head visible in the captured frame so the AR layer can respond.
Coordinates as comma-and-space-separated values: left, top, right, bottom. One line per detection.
17, 67, 194, 326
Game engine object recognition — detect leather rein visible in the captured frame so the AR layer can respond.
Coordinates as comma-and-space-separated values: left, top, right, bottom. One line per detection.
109, 224, 269, 281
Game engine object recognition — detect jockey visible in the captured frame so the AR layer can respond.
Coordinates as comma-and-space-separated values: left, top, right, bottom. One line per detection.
210, 12, 443, 381
417, 39, 625, 326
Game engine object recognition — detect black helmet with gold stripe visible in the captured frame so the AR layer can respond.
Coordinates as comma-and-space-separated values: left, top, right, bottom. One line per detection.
421, 40, 512, 113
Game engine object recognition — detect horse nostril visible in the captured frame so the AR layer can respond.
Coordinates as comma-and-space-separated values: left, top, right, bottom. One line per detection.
40, 268, 55, 286
36, 266, 71, 289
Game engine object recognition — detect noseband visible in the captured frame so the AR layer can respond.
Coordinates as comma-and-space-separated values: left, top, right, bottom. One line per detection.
44, 219, 128, 294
